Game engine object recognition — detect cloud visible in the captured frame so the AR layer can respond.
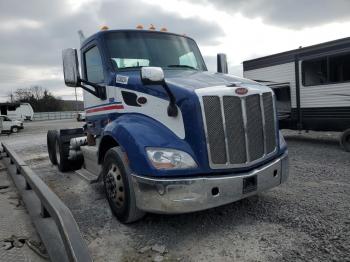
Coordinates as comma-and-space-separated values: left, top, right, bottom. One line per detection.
96, 0, 224, 45
0, 0, 224, 101
199, 0, 350, 29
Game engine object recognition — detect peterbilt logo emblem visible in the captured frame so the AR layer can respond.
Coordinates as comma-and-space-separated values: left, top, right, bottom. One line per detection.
235, 87, 248, 95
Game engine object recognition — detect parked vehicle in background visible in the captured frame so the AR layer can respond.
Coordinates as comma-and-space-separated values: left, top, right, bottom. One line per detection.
0, 115, 23, 133
243, 37, 350, 152
0, 102, 34, 121
15, 103, 34, 121
47, 27, 288, 223
76, 111, 86, 121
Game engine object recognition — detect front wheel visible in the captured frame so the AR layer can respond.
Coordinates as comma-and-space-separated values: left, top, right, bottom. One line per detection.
11, 126, 19, 133
102, 147, 145, 223
340, 129, 350, 152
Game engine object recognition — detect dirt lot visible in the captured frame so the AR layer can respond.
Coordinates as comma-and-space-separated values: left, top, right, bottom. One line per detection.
1, 119, 349, 262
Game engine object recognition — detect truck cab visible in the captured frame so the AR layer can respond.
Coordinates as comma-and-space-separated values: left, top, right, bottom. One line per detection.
48, 28, 288, 223
0, 115, 23, 133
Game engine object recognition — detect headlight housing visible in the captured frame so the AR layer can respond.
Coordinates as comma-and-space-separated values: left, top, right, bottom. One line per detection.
146, 148, 197, 170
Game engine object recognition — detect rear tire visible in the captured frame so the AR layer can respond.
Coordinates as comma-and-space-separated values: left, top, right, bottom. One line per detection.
55, 133, 83, 172
11, 126, 19, 133
47, 130, 58, 165
102, 147, 145, 223
340, 129, 350, 152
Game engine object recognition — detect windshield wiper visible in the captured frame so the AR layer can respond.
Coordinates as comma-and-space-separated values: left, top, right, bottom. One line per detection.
166, 65, 198, 70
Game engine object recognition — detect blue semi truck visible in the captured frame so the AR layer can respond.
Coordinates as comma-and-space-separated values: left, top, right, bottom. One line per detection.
47, 27, 289, 223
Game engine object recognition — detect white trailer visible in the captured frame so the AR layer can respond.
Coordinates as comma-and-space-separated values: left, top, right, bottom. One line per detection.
243, 37, 350, 151
0, 103, 34, 121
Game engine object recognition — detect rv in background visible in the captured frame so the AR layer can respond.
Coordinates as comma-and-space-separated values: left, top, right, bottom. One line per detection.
243, 37, 350, 152
0, 103, 34, 121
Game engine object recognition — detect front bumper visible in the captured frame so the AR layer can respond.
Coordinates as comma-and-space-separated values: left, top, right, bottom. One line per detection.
131, 151, 288, 214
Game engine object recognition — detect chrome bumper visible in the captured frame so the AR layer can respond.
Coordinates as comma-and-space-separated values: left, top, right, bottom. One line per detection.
131, 151, 288, 214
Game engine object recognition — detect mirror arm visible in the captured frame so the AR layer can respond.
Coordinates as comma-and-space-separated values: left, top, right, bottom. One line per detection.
80, 79, 106, 100
161, 82, 178, 117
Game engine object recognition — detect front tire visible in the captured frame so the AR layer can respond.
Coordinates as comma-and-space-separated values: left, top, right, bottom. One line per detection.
102, 147, 145, 223
11, 126, 19, 133
340, 129, 350, 152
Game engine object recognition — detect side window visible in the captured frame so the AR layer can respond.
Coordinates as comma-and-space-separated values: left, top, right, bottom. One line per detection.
302, 53, 350, 86
329, 53, 350, 82
302, 58, 327, 86
84, 46, 104, 83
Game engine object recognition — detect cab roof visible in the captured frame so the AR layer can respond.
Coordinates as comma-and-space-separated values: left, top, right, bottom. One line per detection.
81, 29, 196, 48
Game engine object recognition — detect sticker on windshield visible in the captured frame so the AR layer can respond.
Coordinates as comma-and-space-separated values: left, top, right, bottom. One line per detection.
116, 75, 129, 85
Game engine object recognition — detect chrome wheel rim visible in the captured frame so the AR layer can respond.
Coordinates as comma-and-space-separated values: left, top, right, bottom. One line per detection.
105, 164, 125, 208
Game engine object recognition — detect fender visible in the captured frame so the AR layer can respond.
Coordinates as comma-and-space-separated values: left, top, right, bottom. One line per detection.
100, 113, 201, 177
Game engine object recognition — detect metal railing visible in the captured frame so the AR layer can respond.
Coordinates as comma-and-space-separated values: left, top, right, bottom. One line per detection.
1, 142, 92, 262
33, 111, 78, 121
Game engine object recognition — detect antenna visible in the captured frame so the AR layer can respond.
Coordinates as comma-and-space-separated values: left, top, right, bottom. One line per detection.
77, 30, 86, 44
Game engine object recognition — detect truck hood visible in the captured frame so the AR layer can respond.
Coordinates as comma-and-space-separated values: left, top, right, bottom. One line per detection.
164, 70, 261, 90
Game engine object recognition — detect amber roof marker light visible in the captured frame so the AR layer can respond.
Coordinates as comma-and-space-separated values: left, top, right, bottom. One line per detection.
136, 24, 144, 29
100, 25, 109, 31
149, 24, 156, 30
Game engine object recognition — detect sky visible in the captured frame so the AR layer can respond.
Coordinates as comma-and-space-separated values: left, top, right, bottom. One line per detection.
1, 0, 350, 101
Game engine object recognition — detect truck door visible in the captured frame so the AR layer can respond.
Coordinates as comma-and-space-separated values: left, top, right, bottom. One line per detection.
82, 44, 117, 113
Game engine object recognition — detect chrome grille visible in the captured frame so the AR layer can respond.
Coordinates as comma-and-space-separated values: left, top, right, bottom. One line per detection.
201, 92, 276, 169
223, 96, 246, 164
263, 93, 277, 153
202, 96, 227, 164
246, 94, 264, 161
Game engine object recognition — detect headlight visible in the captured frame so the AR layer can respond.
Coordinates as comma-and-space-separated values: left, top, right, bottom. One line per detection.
146, 148, 197, 170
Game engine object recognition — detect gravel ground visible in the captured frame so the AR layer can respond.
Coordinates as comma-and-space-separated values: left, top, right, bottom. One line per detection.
1, 119, 349, 262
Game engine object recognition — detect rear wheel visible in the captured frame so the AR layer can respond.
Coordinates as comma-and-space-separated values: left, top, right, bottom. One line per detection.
340, 129, 350, 152
103, 147, 145, 223
55, 133, 83, 172
47, 130, 58, 165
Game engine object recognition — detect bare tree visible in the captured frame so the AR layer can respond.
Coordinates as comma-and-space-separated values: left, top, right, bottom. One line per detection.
14, 88, 33, 101
30, 86, 44, 100
12, 86, 63, 112
7, 91, 14, 103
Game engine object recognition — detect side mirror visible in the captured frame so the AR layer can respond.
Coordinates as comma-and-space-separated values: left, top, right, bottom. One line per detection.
62, 48, 80, 87
141, 67, 165, 85
62, 48, 106, 100
217, 53, 228, 74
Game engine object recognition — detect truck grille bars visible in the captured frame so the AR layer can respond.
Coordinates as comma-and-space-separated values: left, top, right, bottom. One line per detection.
201, 92, 277, 169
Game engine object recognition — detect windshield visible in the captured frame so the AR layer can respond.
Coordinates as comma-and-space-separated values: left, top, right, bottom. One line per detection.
105, 31, 207, 71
